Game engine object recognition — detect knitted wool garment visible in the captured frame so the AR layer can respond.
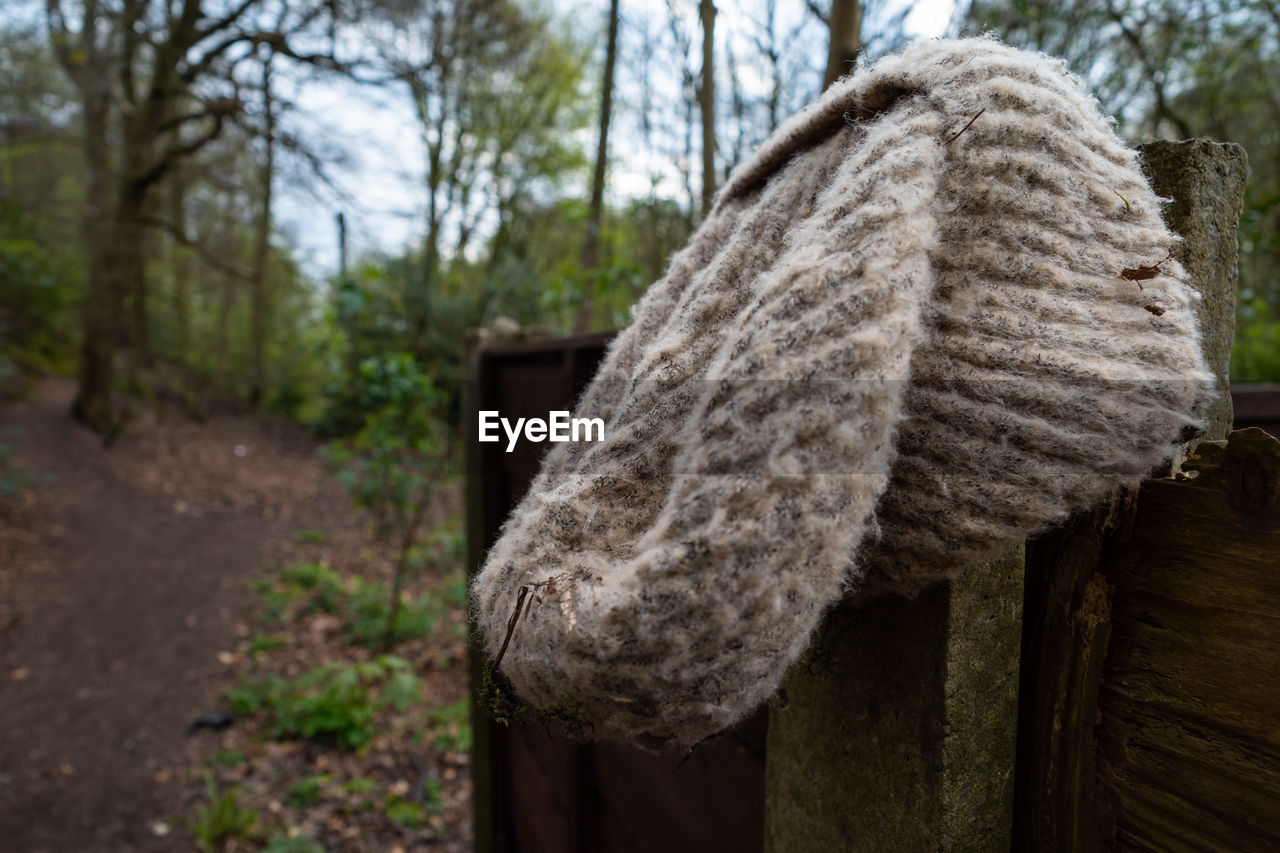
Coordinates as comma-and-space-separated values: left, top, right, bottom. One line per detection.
471, 37, 1212, 749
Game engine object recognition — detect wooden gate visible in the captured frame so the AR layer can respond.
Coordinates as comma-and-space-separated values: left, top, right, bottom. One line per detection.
464, 332, 766, 853
466, 336, 1280, 852
464, 138, 1277, 850
465, 331, 1280, 852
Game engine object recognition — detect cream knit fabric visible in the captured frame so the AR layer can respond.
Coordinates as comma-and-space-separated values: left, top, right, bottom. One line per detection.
471, 38, 1212, 748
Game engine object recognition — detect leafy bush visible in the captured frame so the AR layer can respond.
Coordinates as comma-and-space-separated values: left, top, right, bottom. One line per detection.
323, 354, 448, 650
285, 775, 330, 808
0, 201, 81, 377
383, 783, 442, 829
244, 634, 288, 656
212, 749, 246, 768
228, 657, 423, 750
1231, 315, 1280, 382
279, 562, 345, 614
343, 777, 378, 795
255, 563, 449, 649
442, 571, 468, 609
424, 699, 473, 754
342, 578, 442, 648
263, 834, 325, 853
193, 776, 257, 852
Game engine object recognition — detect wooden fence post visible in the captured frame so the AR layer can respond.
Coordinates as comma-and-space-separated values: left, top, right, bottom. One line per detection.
764, 140, 1248, 853
765, 546, 1025, 851
1012, 140, 1247, 850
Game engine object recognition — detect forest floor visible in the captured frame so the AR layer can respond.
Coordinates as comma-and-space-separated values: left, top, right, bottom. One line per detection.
0, 377, 471, 853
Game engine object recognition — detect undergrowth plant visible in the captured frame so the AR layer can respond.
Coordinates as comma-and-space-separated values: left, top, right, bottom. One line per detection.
423, 698, 473, 753
322, 353, 448, 650
193, 775, 258, 852
262, 835, 325, 853
227, 656, 423, 750
252, 560, 458, 649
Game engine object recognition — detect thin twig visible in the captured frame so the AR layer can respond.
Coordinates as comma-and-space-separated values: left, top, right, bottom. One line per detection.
944, 107, 986, 144
492, 586, 529, 672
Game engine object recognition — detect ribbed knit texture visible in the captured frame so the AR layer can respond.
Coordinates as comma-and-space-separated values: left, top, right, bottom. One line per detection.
471, 38, 1212, 748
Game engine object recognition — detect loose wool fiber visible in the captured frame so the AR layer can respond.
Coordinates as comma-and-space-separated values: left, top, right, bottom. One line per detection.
471, 38, 1213, 749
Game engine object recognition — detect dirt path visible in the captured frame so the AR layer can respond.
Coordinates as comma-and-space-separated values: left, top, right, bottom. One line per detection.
0, 379, 345, 852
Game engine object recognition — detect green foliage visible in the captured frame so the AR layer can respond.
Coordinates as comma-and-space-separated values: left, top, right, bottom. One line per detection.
443, 571, 468, 609
285, 775, 330, 808
253, 561, 344, 622
294, 529, 325, 544
212, 749, 247, 768
322, 353, 448, 648
0, 183, 82, 381
322, 354, 444, 523
227, 657, 423, 750
424, 699, 473, 753
255, 561, 450, 649
966, 0, 1280, 341
382, 782, 442, 828
193, 776, 258, 852
245, 633, 288, 656
343, 777, 378, 795
426, 519, 466, 569
1232, 313, 1280, 381
262, 834, 326, 853
280, 562, 345, 614
382, 795, 424, 828
342, 579, 442, 648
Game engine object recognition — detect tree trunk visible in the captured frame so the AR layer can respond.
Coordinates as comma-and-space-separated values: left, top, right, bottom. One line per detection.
167, 166, 191, 368
71, 95, 119, 432
698, 0, 717, 217
128, 210, 151, 377
574, 0, 621, 333
214, 220, 238, 389
249, 55, 276, 408
822, 0, 862, 89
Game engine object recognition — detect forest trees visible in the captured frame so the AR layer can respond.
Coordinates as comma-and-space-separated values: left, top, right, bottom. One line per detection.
11, 0, 1276, 439
361, 0, 590, 343
819, 0, 863, 87
698, 0, 718, 215
966, 0, 1280, 379
44, 0, 347, 432
575, 0, 620, 331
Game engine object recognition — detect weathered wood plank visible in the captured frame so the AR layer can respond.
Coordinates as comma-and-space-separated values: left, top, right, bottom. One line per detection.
1014, 502, 1123, 851
1013, 139, 1249, 851
1095, 428, 1280, 851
